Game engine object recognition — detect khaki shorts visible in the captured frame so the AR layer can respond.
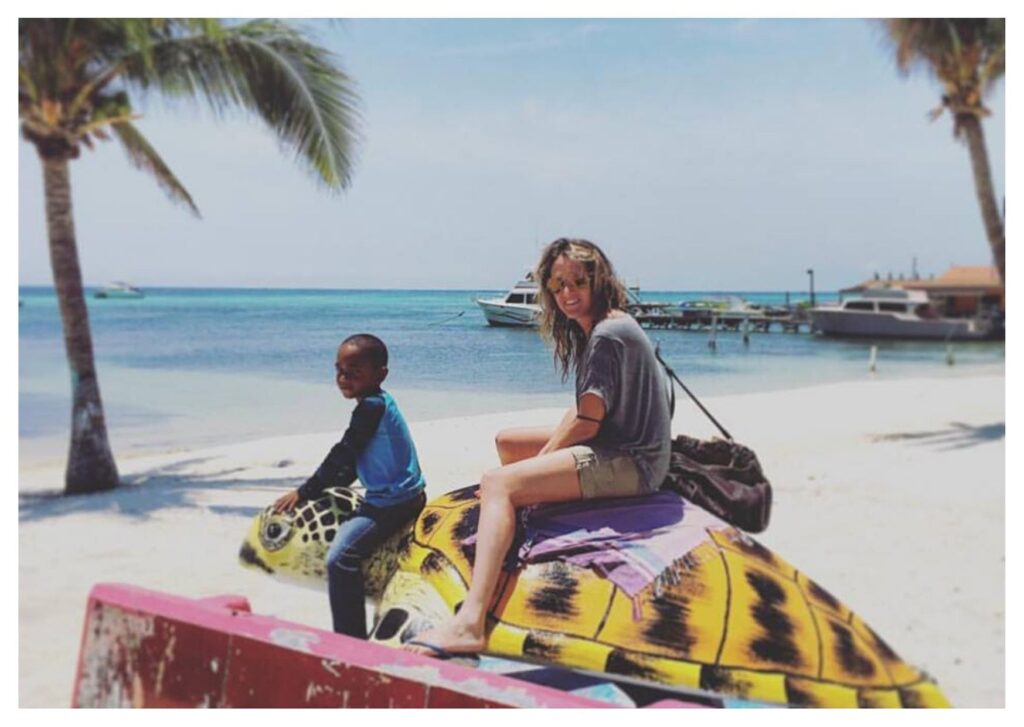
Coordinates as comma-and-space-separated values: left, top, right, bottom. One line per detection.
567, 445, 647, 500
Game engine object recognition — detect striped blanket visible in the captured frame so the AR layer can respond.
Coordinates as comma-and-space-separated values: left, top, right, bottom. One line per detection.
514, 491, 730, 611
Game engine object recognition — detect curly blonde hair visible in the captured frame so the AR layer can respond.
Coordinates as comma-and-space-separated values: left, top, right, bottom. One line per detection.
535, 238, 629, 381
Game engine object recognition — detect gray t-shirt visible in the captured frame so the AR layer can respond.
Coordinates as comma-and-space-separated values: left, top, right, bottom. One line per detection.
575, 314, 673, 491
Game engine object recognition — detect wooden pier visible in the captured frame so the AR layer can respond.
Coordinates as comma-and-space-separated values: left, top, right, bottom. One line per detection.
625, 302, 812, 334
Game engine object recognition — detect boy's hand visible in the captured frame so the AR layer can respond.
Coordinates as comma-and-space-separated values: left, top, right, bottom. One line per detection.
273, 489, 301, 514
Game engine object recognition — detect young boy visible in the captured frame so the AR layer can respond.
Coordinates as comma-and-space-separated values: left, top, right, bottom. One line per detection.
274, 334, 426, 638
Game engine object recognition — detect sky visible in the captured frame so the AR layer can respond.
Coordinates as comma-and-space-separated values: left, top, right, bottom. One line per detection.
17, 17, 1006, 292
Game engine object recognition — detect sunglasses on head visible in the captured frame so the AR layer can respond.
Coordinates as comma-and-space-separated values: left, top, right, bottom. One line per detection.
546, 275, 590, 294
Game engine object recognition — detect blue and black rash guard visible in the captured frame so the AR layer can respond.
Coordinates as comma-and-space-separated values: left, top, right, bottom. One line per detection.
297, 389, 425, 508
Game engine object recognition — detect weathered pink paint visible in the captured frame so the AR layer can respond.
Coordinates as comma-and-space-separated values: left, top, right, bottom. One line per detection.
71, 583, 709, 708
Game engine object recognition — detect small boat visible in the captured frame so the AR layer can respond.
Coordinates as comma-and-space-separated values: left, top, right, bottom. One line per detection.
675, 298, 730, 323
475, 273, 541, 327
809, 289, 996, 340
668, 297, 772, 329
94, 281, 144, 299
477, 275, 647, 328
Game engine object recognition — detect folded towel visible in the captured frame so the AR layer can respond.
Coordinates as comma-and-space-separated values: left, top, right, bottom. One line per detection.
516, 491, 730, 609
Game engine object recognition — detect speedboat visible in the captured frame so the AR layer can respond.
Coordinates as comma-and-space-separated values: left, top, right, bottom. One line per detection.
95, 281, 144, 299
475, 273, 541, 327
809, 289, 996, 340
476, 274, 648, 328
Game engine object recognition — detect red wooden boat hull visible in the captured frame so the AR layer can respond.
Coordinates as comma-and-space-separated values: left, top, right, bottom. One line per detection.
71, 583, 712, 708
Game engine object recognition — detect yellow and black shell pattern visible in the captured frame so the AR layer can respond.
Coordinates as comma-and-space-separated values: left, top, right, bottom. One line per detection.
371, 485, 950, 708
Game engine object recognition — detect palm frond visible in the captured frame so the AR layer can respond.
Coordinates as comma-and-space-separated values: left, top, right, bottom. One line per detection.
978, 26, 1005, 91
66, 61, 126, 121
979, 49, 1005, 90
882, 18, 1005, 89
19, 65, 38, 103
118, 19, 361, 191
19, 18, 360, 204
81, 112, 135, 137
109, 121, 200, 216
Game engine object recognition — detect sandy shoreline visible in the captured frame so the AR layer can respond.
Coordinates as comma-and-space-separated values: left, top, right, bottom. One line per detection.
18, 373, 1005, 707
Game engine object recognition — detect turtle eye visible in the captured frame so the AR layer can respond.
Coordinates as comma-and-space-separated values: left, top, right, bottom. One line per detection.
259, 516, 293, 552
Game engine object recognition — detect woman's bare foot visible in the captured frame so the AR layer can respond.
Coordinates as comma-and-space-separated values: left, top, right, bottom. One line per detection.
404, 617, 486, 657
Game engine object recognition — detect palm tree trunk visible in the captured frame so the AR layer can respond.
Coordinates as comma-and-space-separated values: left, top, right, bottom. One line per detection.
39, 152, 120, 494
959, 114, 1006, 283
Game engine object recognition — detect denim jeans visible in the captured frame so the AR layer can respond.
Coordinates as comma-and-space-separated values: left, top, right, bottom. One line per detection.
326, 491, 426, 637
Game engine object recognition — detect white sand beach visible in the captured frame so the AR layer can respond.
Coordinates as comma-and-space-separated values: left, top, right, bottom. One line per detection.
18, 372, 1005, 707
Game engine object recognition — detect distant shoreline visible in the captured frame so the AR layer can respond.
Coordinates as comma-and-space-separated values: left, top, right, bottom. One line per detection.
19, 283, 838, 296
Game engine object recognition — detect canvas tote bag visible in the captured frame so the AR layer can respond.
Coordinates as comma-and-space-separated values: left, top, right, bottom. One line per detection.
655, 347, 773, 533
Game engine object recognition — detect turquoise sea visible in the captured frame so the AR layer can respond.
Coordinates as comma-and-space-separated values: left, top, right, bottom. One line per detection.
19, 286, 1005, 462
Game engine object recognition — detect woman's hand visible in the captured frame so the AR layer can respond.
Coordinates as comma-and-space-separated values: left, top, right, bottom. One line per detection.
539, 395, 605, 454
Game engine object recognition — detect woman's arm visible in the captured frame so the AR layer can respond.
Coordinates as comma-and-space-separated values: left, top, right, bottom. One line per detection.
538, 394, 605, 455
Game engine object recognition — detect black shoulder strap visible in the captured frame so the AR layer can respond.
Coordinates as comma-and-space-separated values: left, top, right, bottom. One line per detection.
655, 344, 733, 442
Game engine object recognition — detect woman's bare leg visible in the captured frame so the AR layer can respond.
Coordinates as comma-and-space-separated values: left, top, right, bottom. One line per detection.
494, 427, 554, 465
406, 450, 582, 654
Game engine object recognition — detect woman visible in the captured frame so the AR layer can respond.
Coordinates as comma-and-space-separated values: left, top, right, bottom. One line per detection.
407, 238, 673, 657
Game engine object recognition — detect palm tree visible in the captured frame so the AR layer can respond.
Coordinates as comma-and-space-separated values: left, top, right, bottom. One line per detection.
19, 19, 360, 495
881, 19, 1005, 283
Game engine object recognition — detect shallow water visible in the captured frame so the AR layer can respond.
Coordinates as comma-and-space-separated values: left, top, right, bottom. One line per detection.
19, 286, 1005, 461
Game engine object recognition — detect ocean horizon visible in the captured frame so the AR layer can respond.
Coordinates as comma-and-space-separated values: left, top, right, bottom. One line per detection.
18, 283, 841, 294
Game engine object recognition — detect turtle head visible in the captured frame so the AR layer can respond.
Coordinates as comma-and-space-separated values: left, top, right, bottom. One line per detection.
238, 487, 364, 590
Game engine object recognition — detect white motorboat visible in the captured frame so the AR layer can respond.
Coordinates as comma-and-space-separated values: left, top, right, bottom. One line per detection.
809, 289, 996, 340
475, 273, 541, 327
476, 273, 650, 328
94, 281, 144, 299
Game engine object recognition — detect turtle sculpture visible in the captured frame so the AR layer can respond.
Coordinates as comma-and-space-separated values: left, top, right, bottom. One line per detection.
239, 484, 950, 708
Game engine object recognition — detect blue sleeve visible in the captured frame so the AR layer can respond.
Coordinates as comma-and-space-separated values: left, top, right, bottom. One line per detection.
297, 395, 386, 501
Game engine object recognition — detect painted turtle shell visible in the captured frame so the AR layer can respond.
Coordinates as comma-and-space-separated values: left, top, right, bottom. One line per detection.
240, 484, 949, 708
